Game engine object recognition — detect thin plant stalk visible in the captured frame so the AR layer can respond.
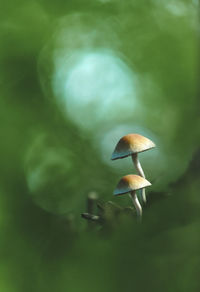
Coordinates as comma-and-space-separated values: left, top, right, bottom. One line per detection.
129, 191, 142, 219
132, 153, 146, 203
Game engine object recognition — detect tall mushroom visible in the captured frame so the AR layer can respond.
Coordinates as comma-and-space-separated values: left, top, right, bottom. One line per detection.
111, 133, 155, 203
114, 174, 151, 218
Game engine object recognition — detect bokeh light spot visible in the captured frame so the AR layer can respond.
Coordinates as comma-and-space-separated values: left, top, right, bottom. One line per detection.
53, 49, 137, 130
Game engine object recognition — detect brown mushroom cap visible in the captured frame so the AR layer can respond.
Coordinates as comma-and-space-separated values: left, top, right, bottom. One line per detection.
111, 133, 155, 160
114, 174, 151, 196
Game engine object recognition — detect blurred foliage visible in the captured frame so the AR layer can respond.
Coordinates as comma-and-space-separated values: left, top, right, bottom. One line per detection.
0, 0, 200, 291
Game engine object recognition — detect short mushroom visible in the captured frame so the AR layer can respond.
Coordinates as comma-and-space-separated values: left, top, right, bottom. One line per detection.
114, 174, 151, 218
111, 133, 155, 203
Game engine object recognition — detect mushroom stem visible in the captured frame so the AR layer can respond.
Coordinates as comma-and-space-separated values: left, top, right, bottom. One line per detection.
131, 153, 146, 203
131, 153, 145, 177
129, 191, 142, 218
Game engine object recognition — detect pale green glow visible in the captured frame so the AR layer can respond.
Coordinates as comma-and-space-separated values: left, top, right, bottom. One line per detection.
53, 50, 137, 130
25, 135, 80, 214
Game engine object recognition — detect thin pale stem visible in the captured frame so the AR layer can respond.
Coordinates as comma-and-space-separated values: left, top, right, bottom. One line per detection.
129, 191, 142, 218
131, 153, 146, 203
132, 153, 145, 177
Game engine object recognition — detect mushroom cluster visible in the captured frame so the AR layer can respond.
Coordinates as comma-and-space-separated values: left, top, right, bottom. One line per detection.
111, 133, 155, 219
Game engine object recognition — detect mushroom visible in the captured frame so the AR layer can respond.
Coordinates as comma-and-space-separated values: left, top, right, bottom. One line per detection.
111, 133, 155, 203
113, 174, 151, 218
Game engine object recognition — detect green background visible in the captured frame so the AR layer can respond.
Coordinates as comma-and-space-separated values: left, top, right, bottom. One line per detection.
0, 0, 200, 291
